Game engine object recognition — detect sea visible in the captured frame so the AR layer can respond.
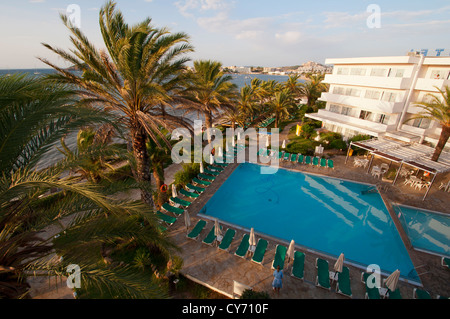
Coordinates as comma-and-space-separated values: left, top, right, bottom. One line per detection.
0, 69, 296, 167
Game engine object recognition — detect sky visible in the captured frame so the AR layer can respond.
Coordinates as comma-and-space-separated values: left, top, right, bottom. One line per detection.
1, 0, 450, 69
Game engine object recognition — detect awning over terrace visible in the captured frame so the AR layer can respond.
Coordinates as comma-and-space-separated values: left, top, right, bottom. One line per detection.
347, 138, 450, 200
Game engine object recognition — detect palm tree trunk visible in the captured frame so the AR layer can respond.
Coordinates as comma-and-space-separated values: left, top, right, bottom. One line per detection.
431, 125, 450, 161
153, 167, 166, 209
205, 111, 213, 144
131, 126, 154, 207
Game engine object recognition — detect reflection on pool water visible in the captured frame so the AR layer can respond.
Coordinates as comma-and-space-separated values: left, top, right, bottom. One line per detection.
394, 204, 450, 257
200, 163, 420, 282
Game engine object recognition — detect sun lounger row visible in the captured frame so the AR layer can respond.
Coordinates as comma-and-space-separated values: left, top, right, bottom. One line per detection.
259, 149, 334, 169
315, 258, 352, 298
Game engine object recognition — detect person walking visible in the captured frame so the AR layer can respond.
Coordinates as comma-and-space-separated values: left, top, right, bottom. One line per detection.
272, 265, 283, 295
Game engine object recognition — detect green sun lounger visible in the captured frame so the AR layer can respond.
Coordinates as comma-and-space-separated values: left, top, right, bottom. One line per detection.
162, 203, 184, 216
198, 173, 215, 181
193, 177, 211, 186
234, 234, 250, 258
327, 159, 334, 169
218, 228, 236, 251
156, 210, 177, 225
170, 196, 191, 207
272, 244, 287, 270
336, 266, 352, 298
442, 256, 450, 269
313, 156, 319, 166
320, 158, 327, 168
180, 188, 199, 199
414, 288, 431, 299
283, 153, 290, 161
387, 288, 402, 299
290, 153, 298, 162
202, 225, 223, 245
291, 251, 305, 280
297, 154, 304, 164
186, 183, 205, 193
187, 219, 207, 240
203, 169, 220, 176
365, 285, 381, 300
251, 238, 268, 265
305, 156, 311, 165
315, 258, 331, 290
208, 165, 224, 172
214, 161, 228, 167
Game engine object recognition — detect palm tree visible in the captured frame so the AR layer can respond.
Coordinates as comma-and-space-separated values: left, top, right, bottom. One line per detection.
284, 74, 302, 99
40, 1, 194, 207
183, 60, 238, 143
270, 88, 296, 128
299, 73, 328, 109
58, 127, 125, 184
0, 74, 174, 298
408, 86, 450, 161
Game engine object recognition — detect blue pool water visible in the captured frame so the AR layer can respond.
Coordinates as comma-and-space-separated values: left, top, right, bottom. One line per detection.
200, 163, 420, 282
394, 204, 450, 257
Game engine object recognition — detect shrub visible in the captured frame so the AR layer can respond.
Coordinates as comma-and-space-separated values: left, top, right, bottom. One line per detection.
286, 139, 317, 155
174, 163, 200, 186
348, 134, 372, 155
329, 139, 348, 150
240, 289, 271, 299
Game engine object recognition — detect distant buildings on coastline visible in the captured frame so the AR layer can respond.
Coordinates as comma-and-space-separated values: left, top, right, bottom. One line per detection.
221, 61, 333, 76
305, 52, 450, 149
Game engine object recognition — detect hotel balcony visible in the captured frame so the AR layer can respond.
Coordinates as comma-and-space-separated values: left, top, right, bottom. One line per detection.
319, 92, 404, 114
323, 74, 412, 90
414, 78, 450, 92
305, 109, 388, 137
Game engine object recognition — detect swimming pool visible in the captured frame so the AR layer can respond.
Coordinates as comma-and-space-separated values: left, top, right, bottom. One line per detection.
394, 204, 450, 257
200, 162, 420, 282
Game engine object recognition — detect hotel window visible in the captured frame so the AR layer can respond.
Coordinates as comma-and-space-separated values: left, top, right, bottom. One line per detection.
337, 68, 349, 75
388, 68, 405, 78
430, 69, 449, 80
370, 68, 388, 77
375, 114, 390, 124
382, 92, 397, 102
329, 104, 341, 113
344, 87, 361, 97
341, 106, 352, 116
359, 110, 372, 121
412, 118, 431, 129
365, 90, 381, 100
350, 68, 366, 76
333, 86, 345, 95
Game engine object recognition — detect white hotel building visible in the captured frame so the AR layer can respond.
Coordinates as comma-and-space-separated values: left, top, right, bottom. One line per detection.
305, 53, 450, 149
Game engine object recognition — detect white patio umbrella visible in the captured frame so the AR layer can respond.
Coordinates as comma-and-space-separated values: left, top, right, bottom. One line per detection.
214, 219, 222, 245
232, 137, 235, 147
184, 210, 191, 234
385, 269, 400, 292
210, 154, 214, 165
334, 253, 345, 279
200, 162, 204, 173
287, 240, 295, 262
249, 228, 256, 246
172, 184, 178, 198
265, 135, 270, 148
237, 132, 241, 141
282, 140, 286, 149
